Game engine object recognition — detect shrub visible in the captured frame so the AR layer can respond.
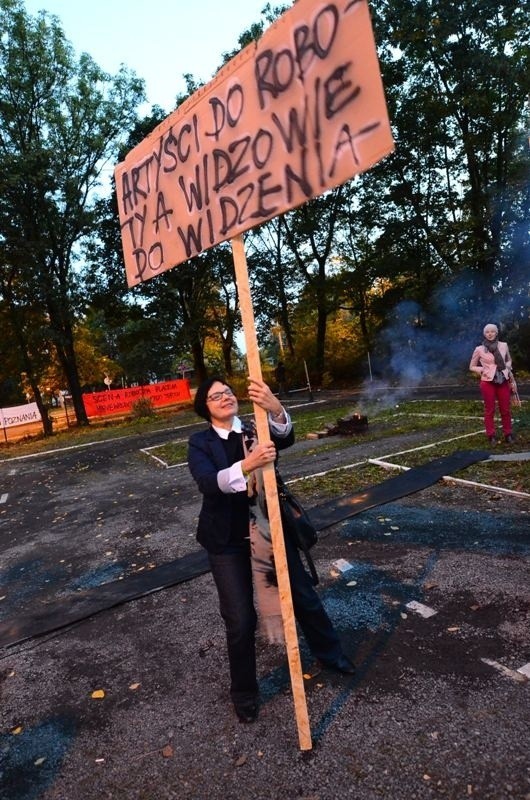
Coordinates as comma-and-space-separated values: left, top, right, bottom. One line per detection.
131, 397, 156, 419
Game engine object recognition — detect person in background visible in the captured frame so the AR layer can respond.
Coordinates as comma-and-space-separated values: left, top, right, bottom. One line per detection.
187, 376, 355, 725
469, 323, 514, 445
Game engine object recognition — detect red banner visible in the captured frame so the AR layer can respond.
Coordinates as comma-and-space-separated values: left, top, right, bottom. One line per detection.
82, 380, 191, 418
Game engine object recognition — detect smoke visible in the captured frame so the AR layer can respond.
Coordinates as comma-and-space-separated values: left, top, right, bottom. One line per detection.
356, 266, 528, 412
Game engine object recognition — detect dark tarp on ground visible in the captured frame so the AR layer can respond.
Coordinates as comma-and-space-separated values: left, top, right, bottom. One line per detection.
0, 550, 209, 648
307, 449, 489, 530
0, 449, 489, 648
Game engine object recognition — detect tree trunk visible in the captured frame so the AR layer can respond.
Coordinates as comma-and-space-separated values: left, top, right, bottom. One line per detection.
314, 301, 328, 381
191, 338, 208, 383
53, 324, 90, 426
8, 308, 54, 436
222, 339, 233, 376
31, 381, 54, 436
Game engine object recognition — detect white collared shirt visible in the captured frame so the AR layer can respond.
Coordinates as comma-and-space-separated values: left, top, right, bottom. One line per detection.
212, 411, 292, 493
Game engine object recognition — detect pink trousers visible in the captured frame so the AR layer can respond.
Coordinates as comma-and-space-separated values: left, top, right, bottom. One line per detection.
479, 380, 512, 437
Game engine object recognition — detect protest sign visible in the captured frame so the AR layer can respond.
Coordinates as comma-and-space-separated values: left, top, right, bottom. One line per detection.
115, 0, 394, 750
115, 0, 394, 287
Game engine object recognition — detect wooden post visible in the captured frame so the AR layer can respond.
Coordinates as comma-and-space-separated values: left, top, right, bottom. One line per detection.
231, 234, 312, 751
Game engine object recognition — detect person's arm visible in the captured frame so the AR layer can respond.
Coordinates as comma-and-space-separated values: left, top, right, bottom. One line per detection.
269, 405, 291, 433
247, 378, 294, 452
187, 436, 223, 495
188, 434, 246, 495
504, 344, 512, 374
247, 378, 291, 432
469, 346, 484, 376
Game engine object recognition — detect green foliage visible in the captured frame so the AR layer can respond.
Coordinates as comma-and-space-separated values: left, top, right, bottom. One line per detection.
130, 397, 156, 420
1, 0, 529, 398
0, 0, 145, 426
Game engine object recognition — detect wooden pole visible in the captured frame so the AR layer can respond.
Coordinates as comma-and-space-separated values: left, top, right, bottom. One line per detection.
231, 234, 312, 751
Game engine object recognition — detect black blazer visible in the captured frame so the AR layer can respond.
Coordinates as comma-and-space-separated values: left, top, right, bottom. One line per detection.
187, 422, 294, 553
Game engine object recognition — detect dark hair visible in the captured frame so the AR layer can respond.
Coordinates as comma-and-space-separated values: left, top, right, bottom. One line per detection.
193, 376, 234, 422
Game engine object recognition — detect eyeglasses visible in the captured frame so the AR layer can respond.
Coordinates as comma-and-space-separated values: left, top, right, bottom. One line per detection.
206, 388, 234, 402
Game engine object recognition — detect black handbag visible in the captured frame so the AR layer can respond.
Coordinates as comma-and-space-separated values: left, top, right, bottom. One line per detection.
276, 470, 319, 585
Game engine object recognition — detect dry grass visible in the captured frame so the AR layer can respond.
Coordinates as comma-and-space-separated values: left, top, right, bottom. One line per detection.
2, 398, 528, 499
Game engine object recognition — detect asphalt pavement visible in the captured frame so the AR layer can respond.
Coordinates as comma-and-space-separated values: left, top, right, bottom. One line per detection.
0, 390, 529, 800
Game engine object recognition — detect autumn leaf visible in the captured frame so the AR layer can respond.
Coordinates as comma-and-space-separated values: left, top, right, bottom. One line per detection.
91, 689, 105, 699
161, 745, 174, 758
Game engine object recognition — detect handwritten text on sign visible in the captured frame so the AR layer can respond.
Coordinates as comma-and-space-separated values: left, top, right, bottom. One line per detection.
115, 0, 394, 287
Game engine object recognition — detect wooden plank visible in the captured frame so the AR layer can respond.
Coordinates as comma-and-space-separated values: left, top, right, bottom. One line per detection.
231, 233, 312, 751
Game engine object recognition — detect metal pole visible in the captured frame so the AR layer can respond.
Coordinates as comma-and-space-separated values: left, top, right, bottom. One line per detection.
303, 360, 314, 401
367, 351, 373, 381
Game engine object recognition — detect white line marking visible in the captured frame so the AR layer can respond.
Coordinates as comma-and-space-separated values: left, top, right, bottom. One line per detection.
141, 438, 187, 452
333, 559, 354, 573
139, 450, 169, 468
286, 460, 366, 484
0, 421, 201, 463
369, 458, 409, 470
517, 663, 530, 678
378, 430, 487, 460
367, 459, 530, 500
442, 476, 530, 499
406, 601, 437, 618
481, 658, 528, 683
286, 430, 487, 486
0, 493, 7, 504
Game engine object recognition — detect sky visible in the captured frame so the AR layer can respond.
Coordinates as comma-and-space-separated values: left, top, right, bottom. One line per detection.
21, 0, 276, 356
23, 0, 273, 112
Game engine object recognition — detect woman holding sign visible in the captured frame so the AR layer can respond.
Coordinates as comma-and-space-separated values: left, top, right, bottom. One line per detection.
188, 376, 354, 724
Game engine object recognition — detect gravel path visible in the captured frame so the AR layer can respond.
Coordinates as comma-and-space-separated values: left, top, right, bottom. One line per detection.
0, 393, 529, 800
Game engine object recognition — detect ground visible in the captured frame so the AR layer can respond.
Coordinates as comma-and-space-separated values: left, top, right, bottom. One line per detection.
0, 388, 528, 800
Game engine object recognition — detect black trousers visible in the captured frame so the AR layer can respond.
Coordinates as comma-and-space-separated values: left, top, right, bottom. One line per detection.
208, 534, 342, 704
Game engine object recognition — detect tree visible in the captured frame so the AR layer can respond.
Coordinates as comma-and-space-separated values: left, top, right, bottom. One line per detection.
247, 216, 299, 356
371, 0, 530, 318
0, 0, 144, 430
281, 188, 347, 382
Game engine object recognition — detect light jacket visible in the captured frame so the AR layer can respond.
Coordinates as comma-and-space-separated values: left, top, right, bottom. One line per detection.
469, 341, 512, 382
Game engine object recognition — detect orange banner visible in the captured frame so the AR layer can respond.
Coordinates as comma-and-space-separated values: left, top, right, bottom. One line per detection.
82, 380, 191, 417
115, 0, 394, 287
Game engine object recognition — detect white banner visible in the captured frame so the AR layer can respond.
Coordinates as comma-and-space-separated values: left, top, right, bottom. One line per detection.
0, 402, 42, 429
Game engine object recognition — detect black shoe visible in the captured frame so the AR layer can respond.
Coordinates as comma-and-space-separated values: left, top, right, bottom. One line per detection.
488, 435, 496, 445
323, 655, 356, 675
234, 701, 259, 723
505, 434, 514, 443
